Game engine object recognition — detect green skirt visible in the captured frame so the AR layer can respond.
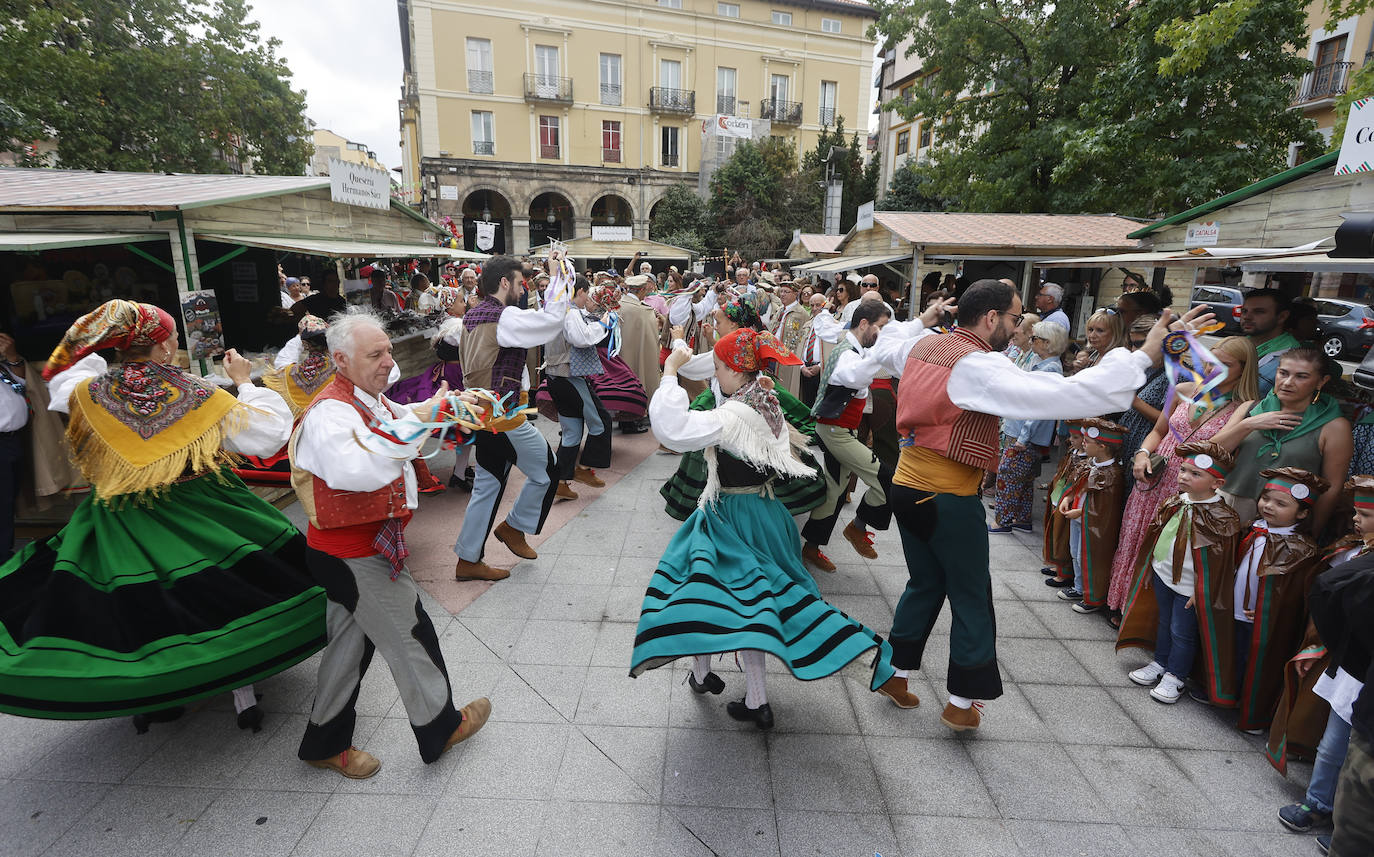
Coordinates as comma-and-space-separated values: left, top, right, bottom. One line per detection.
631, 492, 894, 689
0, 471, 326, 719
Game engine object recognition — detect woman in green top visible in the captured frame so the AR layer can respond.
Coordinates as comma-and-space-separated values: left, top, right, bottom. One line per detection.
1214, 348, 1352, 534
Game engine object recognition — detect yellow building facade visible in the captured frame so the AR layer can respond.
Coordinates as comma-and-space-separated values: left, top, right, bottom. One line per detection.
397, 0, 876, 254
309, 128, 388, 176
1294, 3, 1373, 150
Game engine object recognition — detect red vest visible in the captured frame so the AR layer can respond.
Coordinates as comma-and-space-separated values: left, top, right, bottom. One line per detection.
896, 328, 1001, 470
290, 375, 413, 533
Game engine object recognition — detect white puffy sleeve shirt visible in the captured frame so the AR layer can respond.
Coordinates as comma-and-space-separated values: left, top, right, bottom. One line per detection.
293, 388, 432, 509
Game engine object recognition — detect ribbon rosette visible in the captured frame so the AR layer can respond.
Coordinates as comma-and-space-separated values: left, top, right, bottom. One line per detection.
1160, 329, 1227, 440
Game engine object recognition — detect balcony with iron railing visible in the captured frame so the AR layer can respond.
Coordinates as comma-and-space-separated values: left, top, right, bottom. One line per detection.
1294, 62, 1353, 104
540, 143, 560, 159
600, 82, 622, 106
468, 69, 493, 94
818, 106, 836, 126
602, 147, 621, 163
760, 98, 802, 124
650, 87, 696, 114
524, 73, 573, 103
716, 94, 735, 114
473, 141, 494, 155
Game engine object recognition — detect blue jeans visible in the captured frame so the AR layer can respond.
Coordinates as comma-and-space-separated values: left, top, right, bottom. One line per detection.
1069, 518, 1084, 592
1308, 709, 1353, 813
1152, 574, 1198, 679
453, 420, 556, 563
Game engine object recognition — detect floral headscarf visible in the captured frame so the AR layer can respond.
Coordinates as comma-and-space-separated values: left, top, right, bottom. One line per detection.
713, 327, 801, 373
44, 299, 176, 380
721, 296, 763, 331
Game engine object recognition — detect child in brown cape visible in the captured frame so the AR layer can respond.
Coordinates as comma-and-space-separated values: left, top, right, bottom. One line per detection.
1118, 440, 1243, 705
1042, 422, 1086, 585
1055, 417, 1127, 614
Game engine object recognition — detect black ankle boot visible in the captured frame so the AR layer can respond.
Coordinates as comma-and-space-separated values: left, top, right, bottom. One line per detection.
131, 705, 185, 734
688, 672, 725, 695
236, 704, 265, 733
726, 699, 774, 730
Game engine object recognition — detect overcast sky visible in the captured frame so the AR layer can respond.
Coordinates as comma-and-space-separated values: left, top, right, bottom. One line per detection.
245, 0, 880, 173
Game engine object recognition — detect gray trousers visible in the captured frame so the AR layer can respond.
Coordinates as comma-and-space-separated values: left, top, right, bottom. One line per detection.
298, 552, 462, 764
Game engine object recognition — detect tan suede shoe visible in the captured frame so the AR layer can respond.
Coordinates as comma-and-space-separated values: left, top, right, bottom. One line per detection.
940, 701, 982, 732
802, 543, 836, 573
556, 481, 579, 501
843, 521, 878, 559
876, 675, 920, 709
455, 559, 510, 581
306, 746, 381, 779
573, 466, 606, 487
443, 697, 493, 754
494, 521, 537, 559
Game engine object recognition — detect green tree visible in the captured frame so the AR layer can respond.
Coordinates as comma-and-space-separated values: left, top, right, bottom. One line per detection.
708, 138, 797, 258
1057, 0, 1321, 217
879, 162, 947, 211
1156, 0, 1369, 75
868, 0, 1120, 213
649, 182, 710, 252
0, 0, 312, 174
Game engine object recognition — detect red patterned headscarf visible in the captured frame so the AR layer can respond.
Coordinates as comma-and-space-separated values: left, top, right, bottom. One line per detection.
44, 299, 177, 380
713, 327, 802, 373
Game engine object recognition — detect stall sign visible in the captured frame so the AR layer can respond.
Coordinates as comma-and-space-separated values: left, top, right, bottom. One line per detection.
1185, 221, 1220, 248
328, 158, 390, 210
1337, 98, 1374, 176
592, 225, 632, 241
181, 290, 225, 360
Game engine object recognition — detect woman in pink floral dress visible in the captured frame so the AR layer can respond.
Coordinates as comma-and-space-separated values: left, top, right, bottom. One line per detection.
1105, 336, 1259, 623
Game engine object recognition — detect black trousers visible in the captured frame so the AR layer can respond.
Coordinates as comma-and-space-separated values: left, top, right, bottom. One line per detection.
0, 431, 22, 561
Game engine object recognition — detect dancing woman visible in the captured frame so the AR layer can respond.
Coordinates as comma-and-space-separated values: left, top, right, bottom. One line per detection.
0, 300, 324, 730
630, 329, 905, 730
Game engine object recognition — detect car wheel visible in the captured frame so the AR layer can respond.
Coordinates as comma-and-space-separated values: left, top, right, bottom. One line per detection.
1323, 334, 1346, 359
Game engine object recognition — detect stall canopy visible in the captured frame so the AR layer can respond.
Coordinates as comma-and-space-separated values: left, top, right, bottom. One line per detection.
194, 232, 488, 261
1239, 253, 1374, 274
0, 232, 166, 251
791, 252, 911, 274
1038, 239, 1331, 268
528, 236, 694, 262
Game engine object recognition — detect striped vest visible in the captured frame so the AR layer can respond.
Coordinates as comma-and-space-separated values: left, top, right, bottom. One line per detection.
896, 328, 1000, 470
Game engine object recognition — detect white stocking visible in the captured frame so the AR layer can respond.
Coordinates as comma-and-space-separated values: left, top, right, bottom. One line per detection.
231, 685, 257, 714
453, 446, 471, 477
740, 650, 767, 709
692, 655, 712, 683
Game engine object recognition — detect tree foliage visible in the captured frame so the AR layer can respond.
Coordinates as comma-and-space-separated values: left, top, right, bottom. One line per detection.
1057, 0, 1321, 216
878, 163, 946, 212
869, 0, 1320, 218
869, 0, 1119, 213
798, 118, 879, 233
648, 182, 710, 252
1157, 0, 1370, 75
707, 138, 798, 259
0, 0, 312, 174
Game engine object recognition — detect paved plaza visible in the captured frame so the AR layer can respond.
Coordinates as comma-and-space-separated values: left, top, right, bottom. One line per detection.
0, 439, 1328, 857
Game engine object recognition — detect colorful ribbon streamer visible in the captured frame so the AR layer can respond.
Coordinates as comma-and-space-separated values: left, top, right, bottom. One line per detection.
1159, 329, 1228, 440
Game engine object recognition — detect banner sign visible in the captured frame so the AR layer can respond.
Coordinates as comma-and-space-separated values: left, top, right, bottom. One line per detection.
328, 157, 390, 209
1185, 220, 1220, 248
704, 115, 754, 139
1337, 97, 1374, 176
592, 225, 633, 241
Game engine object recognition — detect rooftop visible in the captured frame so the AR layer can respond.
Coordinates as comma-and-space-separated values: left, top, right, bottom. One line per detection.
796, 233, 845, 254
0, 167, 328, 212
872, 211, 1143, 250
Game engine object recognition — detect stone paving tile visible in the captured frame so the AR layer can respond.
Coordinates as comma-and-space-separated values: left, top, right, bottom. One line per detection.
892, 815, 1023, 856
44, 783, 219, 857
1020, 683, 1152, 747
444, 721, 572, 802
770, 733, 884, 814
967, 741, 1111, 823
173, 789, 329, 857
412, 797, 545, 857
868, 736, 1000, 819
1005, 819, 1134, 857
774, 810, 899, 857
553, 725, 666, 804
292, 792, 438, 857
0, 779, 113, 857
664, 805, 780, 857
662, 728, 771, 809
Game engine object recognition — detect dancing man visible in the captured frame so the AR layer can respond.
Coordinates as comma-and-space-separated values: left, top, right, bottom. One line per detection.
883, 279, 1212, 732
290, 310, 490, 778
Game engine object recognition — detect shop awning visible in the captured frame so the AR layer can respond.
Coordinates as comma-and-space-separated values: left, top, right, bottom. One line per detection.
1038, 240, 1331, 269
0, 232, 167, 251
790, 252, 911, 274
194, 232, 489, 261
1239, 254, 1374, 274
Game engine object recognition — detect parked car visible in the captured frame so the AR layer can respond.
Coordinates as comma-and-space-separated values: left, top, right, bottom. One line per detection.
1313, 298, 1374, 359
1189, 286, 1247, 334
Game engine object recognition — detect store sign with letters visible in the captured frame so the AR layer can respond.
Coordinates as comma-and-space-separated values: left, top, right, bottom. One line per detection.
328, 158, 390, 209
1185, 220, 1220, 247
1337, 98, 1374, 175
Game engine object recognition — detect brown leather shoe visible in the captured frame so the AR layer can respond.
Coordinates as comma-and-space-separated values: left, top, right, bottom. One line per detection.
305, 746, 381, 779
556, 481, 578, 501
802, 543, 836, 573
443, 697, 492, 754
876, 675, 920, 709
574, 465, 605, 487
455, 558, 510, 581
843, 521, 878, 559
494, 520, 537, 559
941, 701, 982, 732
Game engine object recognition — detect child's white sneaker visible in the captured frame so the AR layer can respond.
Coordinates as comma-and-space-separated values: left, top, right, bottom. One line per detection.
1150, 673, 1185, 704
1128, 661, 1166, 687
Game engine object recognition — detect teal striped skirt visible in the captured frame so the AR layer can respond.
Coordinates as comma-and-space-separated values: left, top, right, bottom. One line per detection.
630, 491, 894, 690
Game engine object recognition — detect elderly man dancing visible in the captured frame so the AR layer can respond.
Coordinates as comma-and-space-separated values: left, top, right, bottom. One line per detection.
290, 310, 490, 778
